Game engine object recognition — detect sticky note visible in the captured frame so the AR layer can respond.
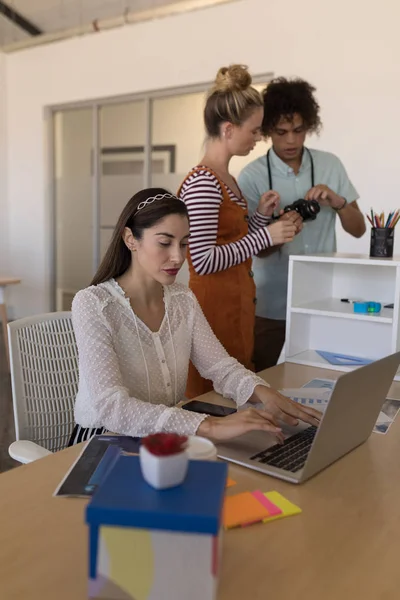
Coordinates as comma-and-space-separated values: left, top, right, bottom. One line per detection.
262, 491, 302, 523
226, 478, 237, 488
241, 491, 282, 527
223, 491, 271, 529
251, 490, 282, 517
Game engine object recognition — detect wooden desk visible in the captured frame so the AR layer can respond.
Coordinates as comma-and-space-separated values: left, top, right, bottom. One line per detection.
0, 277, 21, 369
1, 363, 400, 600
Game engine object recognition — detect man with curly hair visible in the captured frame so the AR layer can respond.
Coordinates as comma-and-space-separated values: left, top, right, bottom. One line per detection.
238, 77, 366, 371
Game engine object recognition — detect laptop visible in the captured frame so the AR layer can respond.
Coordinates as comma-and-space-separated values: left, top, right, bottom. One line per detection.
216, 352, 400, 484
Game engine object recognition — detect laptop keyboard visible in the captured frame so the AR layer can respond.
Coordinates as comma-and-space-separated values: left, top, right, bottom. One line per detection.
250, 426, 318, 472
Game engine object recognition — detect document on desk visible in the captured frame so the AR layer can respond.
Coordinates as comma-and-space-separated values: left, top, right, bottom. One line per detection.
282, 379, 400, 435
374, 398, 400, 434
302, 378, 335, 390
54, 435, 141, 498
280, 387, 331, 411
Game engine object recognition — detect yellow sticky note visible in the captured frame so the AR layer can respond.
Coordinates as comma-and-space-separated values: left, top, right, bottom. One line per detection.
223, 491, 270, 529
226, 478, 237, 488
262, 491, 302, 523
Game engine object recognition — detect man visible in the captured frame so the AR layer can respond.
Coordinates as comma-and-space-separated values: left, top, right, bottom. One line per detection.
238, 77, 365, 372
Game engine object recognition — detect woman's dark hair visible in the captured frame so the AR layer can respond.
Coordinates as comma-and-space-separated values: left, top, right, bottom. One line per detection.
261, 77, 322, 137
204, 64, 263, 137
91, 188, 188, 286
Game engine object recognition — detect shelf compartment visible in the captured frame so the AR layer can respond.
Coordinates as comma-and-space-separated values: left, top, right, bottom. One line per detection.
285, 349, 400, 381
291, 298, 393, 323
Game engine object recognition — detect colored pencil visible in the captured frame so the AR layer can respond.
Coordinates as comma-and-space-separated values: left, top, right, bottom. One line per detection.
366, 209, 400, 229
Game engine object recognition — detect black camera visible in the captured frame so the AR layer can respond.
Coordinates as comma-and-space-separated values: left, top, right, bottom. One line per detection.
283, 199, 320, 222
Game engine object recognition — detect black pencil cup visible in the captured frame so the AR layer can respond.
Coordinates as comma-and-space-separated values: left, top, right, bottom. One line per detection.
370, 228, 395, 258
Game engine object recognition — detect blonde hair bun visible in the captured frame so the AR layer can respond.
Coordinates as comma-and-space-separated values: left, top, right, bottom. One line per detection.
213, 64, 252, 93
204, 64, 262, 136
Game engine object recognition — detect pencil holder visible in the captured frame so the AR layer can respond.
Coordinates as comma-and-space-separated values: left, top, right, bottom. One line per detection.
370, 228, 394, 258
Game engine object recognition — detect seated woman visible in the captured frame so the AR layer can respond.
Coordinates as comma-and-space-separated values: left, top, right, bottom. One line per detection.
69, 188, 320, 445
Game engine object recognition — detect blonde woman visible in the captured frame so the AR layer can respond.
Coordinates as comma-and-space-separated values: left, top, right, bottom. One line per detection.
179, 65, 298, 398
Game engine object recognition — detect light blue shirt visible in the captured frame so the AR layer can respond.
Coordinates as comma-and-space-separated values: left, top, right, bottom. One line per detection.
238, 148, 359, 320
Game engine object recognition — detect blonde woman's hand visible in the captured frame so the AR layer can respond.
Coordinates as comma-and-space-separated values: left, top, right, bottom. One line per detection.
266, 220, 297, 245
278, 209, 304, 234
257, 191, 280, 217
197, 408, 285, 443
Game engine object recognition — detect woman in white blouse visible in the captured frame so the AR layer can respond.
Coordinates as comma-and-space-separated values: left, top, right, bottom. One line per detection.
69, 188, 320, 445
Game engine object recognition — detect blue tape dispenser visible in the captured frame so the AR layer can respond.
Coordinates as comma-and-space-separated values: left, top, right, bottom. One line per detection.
353, 301, 381, 314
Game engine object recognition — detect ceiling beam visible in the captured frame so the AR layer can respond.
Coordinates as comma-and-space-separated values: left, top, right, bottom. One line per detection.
0, 1, 42, 36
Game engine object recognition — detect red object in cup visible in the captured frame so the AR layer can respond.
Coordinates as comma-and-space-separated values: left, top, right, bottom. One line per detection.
141, 433, 188, 457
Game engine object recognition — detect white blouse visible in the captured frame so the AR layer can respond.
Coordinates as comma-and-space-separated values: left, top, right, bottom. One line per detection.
72, 279, 268, 437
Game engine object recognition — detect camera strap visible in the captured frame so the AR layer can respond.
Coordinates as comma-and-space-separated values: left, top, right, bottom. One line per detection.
266, 147, 314, 190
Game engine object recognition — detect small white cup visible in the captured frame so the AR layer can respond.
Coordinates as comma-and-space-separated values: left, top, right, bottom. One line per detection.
186, 436, 217, 461
139, 445, 189, 490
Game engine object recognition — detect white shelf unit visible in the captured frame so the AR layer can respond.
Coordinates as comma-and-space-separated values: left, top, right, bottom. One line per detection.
285, 253, 400, 380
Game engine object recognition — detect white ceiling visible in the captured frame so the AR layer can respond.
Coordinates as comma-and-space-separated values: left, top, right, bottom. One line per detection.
0, 0, 201, 47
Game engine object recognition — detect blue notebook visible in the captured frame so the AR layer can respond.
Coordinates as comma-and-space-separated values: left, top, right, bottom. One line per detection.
316, 350, 372, 366
54, 435, 141, 497
86, 455, 228, 535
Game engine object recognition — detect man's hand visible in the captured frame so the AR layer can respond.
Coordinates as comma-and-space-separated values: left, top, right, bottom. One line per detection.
305, 185, 345, 209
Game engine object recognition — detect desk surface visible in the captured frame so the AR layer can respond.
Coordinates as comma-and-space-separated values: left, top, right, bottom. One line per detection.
1, 362, 400, 600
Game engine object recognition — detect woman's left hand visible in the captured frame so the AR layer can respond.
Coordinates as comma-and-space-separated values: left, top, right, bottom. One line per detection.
250, 385, 322, 427
257, 191, 280, 217
278, 209, 303, 234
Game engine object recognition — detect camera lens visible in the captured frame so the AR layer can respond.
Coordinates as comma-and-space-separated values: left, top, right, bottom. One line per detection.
284, 198, 320, 221
308, 200, 320, 215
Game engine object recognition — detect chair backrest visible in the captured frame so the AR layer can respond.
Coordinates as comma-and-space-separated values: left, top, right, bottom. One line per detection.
8, 312, 78, 452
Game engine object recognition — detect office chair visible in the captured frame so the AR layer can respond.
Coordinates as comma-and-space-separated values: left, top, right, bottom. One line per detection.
7, 312, 78, 464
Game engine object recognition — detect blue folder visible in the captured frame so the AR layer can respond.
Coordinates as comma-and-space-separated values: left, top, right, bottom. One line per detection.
316, 350, 372, 366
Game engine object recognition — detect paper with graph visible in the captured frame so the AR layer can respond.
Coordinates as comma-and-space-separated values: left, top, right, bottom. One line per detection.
279, 386, 331, 411
281, 378, 400, 434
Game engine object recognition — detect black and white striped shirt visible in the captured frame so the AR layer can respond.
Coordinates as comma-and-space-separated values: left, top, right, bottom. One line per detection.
180, 168, 272, 275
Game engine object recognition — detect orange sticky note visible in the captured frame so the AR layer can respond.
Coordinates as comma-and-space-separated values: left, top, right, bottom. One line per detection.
226, 478, 237, 488
223, 491, 271, 529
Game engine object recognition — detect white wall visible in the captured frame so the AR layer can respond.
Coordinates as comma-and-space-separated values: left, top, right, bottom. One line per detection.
3, 0, 400, 316
55, 109, 93, 297
0, 52, 7, 274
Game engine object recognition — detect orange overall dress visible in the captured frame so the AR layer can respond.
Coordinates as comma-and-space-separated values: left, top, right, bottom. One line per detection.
179, 167, 257, 398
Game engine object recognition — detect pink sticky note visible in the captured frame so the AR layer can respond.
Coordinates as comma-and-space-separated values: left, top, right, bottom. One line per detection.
241, 490, 284, 528
252, 490, 282, 517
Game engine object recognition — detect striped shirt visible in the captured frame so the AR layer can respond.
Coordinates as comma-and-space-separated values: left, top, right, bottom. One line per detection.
179, 168, 273, 275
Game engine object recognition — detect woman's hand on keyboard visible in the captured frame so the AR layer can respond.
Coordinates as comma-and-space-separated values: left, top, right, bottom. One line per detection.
197, 408, 285, 443
250, 386, 322, 427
